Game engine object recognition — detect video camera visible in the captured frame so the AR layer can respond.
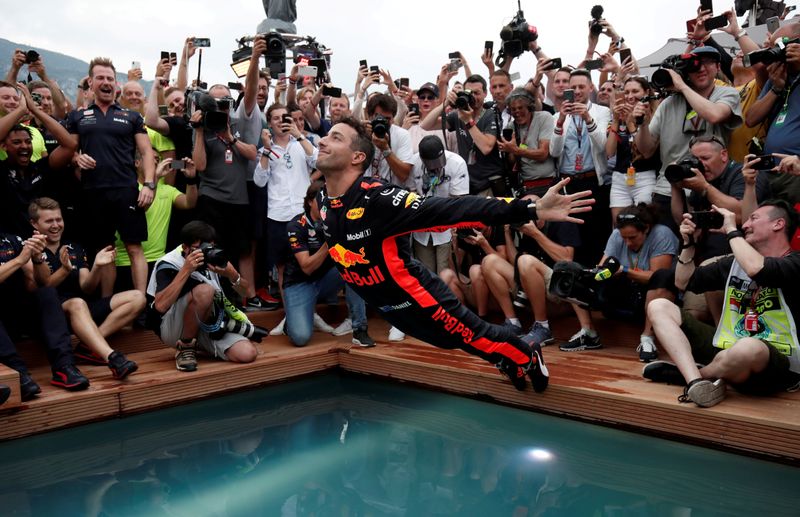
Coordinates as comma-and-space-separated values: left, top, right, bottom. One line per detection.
185, 90, 231, 133
743, 37, 800, 67
664, 156, 705, 183
650, 54, 701, 89
548, 257, 620, 309
497, 0, 538, 68
589, 5, 605, 35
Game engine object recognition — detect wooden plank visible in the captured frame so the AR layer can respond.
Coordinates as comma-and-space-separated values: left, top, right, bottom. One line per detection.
0, 364, 20, 410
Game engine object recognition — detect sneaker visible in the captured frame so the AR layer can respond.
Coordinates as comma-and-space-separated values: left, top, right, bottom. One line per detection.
50, 365, 90, 391
313, 313, 335, 333
388, 326, 405, 342
245, 295, 280, 312
256, 288, 281, 306
74, 342, 108, 366
559, 329, 602, 352
637, 335, 658, 363
642, 360, 708, 386
269, 317, 286, 336
352, 327, 376, 348
527, 342, 550, 393
19, 372, 41, 401
332, 318, 353, 336
502, 319, 523, 336
0, 384, 9, 405
521, 322, 554, 347
495, 357, 528, 391
108, 351, 138, 380
175, 340, 198, 372
679, 378, 726, 408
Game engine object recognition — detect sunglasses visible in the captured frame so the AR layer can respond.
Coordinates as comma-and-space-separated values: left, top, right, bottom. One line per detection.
617, 213, 640, 223
417, 94, 436, 100
689, 134, 725, 147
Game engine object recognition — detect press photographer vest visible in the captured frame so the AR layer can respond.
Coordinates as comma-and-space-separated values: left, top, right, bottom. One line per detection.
712, 260, 800, 374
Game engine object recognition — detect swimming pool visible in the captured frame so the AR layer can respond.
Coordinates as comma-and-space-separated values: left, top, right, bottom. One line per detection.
0, 374, 797, 516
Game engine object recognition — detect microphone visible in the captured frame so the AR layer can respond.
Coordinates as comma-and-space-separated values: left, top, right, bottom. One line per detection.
594, 256, 620, 281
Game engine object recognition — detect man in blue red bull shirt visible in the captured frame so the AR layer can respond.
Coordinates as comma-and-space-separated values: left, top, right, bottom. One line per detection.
314, 117, 594, 392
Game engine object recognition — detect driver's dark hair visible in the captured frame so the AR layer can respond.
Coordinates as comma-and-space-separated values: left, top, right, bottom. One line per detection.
180, 221, 217, 245
338, 116, 374, 172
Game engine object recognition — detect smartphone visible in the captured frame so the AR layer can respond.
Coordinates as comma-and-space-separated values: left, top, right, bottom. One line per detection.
227, 82, 243, 91
369, 65, 379, 73
619, 48, 632, 65
545, 57, 562, 70
322, 85, 342, 97
502, 128, 514, 141
359, 59, 368, 68
448, 52, 460, 59
509, 71, 521, 81
193, 38, 211, 48
408, 103, 420, 117
169, 52, 178, 65
400, 77, 409, 87
170, 159, 186, 171
309, 58, 327, 73
686, 18, 698, 33
585, 59, 603, 71
31, 92, 43, 105
564, 89, 575, 102
766, 16, 781, 33
160, 51, 170, 62
700, 0, 713, 13
158, 105, 168, 116
753, 154, 777, 170
281, 114, 293, 126
703, 14, 728, 31
447, 59, 462, 73
131, 60, 141, 70
298, 65, 318, 77
485, 40, 494, 51
690, 211, 724, 229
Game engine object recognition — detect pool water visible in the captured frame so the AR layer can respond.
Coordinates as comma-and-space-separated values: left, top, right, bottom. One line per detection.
0, 374, 798, 516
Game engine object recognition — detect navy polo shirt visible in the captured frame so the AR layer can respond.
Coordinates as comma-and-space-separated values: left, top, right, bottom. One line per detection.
65, 103, 145, 189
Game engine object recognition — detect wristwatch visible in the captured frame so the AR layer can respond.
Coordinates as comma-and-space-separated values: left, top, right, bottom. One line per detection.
382, 149, 392, 158
143, 181, 156, 190
726, 229, 745, 241
296, 135, 306, 142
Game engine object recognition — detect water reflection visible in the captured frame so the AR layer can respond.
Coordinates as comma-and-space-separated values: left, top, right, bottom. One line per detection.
0, 375, 797, 516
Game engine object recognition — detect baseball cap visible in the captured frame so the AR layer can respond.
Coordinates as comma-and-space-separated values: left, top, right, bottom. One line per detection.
419, 135, 446, 170
417, 82, 439, 98
690, 46, 721, 62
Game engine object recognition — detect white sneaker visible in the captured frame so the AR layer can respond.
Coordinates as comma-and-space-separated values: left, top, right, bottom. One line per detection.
313, 313, 334, 333
269, 317, 286, 336
388, 326, 405, 342
332, 318, 353, 336
637, 335, 658, 363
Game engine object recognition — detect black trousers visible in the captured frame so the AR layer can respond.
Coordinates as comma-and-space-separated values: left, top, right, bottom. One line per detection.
564, 176, 611, 267
0, 287, 74, 374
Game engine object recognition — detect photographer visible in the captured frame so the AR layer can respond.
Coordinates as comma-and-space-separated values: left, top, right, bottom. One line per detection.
5, 49, 67, 120
363, 93, 414, 186
646, 202, 800, 408
550, 69, 612, 265
191, 84, 259, 307
634, 46, 742, 224
744, 23, 800, 204
562, 203, 678, 362
606, 77, 661, 222
670, 136, 771, 263
497, 88, 556, 197
147, 221, 257, 372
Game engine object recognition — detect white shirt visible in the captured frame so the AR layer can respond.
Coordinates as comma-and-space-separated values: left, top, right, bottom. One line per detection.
410, 150, 470, 246
363, 124, 414, 188
254, 137, 318, 222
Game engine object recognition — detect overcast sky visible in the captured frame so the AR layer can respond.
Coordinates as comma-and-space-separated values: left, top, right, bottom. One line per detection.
1, 0, 757, 92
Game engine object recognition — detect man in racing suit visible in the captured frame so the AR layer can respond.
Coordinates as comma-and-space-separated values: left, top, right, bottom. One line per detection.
315, 118, 593, 392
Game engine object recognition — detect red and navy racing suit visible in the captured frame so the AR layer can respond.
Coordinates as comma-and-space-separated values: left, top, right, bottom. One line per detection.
320, 178, 548, 391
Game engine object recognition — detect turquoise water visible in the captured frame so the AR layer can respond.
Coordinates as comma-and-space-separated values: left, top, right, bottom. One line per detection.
0, 375, 798, 516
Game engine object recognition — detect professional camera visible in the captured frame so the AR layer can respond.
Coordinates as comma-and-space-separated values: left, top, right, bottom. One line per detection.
548, 257, 620, 309
370, 115, 390, 139
454, 90, 475, 111
218, 317, 268, 342
208, 292, 269, 343
264, 32, 287, 78
198, 242, 228, 268
743, 38, 800, 67
664, 157, 705, 183
497, 0, 538, 67
24, 50, 40, 64
650, 54, 701, 89
185, 90, 230, 133
589, 5, 605, 35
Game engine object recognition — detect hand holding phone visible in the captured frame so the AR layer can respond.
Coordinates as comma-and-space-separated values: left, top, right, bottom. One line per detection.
689, 211, 724, 229
563, 89, 575, 103
170, 159, 186, 171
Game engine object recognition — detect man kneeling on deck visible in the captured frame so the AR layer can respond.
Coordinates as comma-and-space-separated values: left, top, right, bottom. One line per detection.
147, 221, 259, 372
646, 201, 800, 408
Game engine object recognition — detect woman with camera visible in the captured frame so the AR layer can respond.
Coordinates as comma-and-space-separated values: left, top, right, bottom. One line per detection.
562, 203, 678, 362
606, 77, 662, 224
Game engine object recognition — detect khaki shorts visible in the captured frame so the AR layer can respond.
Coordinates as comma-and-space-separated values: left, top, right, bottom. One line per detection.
160, 294, 246, 360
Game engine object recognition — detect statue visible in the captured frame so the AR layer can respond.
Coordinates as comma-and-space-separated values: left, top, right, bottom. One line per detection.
258, 0, 298, 34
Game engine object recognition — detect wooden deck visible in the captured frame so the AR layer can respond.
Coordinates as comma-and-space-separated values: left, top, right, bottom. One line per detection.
1, 308, 799, 464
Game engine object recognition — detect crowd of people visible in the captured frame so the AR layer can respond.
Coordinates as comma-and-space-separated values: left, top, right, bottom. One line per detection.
1, 4, 800, 409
